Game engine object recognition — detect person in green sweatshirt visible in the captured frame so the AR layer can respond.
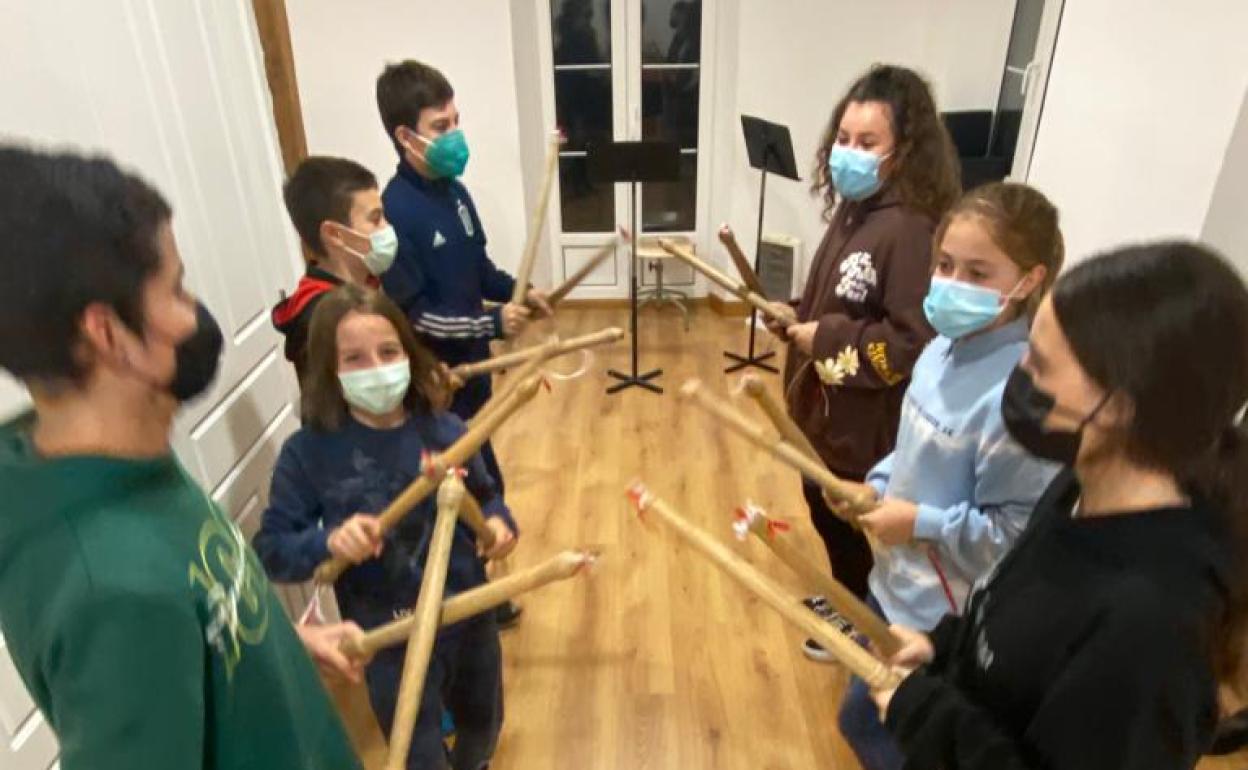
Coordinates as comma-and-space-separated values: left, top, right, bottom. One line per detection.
0, 145, 367, 769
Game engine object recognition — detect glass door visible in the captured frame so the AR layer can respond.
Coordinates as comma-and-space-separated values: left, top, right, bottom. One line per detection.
545, 0, 706, 298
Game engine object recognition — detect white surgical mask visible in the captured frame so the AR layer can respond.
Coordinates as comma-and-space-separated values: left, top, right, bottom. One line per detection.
338, 360, 410, 415
339, 224, 399, 275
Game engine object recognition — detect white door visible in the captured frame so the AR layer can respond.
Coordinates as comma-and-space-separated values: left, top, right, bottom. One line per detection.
0, 1, 308, 765
1006, 0, 1066, 181
538, 0, 717, 299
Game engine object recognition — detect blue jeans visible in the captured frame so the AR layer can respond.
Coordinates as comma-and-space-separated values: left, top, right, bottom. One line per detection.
365, 614, 504, 770
839, 594, 905, 770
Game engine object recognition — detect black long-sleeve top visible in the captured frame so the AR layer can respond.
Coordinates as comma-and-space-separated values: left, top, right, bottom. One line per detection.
886, 469, 1234, 770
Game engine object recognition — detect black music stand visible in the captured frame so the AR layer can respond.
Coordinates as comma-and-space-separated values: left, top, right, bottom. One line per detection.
725, 115, 801, 374
588, 140, 681, 395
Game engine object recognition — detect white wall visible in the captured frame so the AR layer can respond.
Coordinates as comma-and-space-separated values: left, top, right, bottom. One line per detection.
712, 0, 1016, 290
1028, 0, 1248, 263
1203, 86, 1248, 276
286, 0, 531, 273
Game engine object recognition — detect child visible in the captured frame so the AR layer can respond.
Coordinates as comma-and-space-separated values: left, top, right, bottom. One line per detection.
769, 64, 961, 660
373, 59, 551, 499
272, 155, 398, 383
254, 284, 517, 770
834, 183, 1065, 770
0, 146, 364, 770
874, 241, 1248, 769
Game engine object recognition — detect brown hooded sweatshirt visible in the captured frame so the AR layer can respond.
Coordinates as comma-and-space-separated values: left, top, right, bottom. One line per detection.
783, 189, 936, 478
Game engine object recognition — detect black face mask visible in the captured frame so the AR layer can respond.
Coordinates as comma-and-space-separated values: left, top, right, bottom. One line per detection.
170, 301, 224, 403
1001, 366, 1109, 466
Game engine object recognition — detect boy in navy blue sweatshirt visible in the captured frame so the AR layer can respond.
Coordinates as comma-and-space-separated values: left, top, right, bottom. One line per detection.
373, 60, 551, 498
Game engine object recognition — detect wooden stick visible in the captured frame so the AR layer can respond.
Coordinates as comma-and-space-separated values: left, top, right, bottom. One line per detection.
511, 130, 563, 306
468, 340, 559, 427
680, 379, 873, 512
342, 550, 597, 659
459, 491, 498, 553
717, 223, 767, 296
737, 504, 901, 657
658, 238, 795, 325
313, 375, 542, 584
547, 237, 619, 307
386, 474, 465, 770
451, 327, 623, 381
740, 374, 821, 464
626, 484, 899, 689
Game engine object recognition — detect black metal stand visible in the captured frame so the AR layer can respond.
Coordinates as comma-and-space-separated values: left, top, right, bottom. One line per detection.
723, 165, 778, 374
607, 180, 663, 394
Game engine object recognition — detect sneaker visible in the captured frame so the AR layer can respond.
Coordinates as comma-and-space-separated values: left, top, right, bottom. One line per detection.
801, 596, 855, 663
1208, 707, 1248, 755
496, 600, 524, 630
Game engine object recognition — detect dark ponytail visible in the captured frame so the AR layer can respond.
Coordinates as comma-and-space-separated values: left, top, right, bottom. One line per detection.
1051, 241, 1248, 689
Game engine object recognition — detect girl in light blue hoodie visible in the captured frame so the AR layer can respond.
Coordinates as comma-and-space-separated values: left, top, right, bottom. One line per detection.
834, 183, 1066, 770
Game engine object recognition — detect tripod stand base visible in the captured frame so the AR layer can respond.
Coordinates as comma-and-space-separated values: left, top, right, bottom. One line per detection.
722, 350, 778, 374
606, 368, 664, 394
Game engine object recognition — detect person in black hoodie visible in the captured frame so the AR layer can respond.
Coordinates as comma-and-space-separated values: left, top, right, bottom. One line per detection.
869, 241, 1248, 769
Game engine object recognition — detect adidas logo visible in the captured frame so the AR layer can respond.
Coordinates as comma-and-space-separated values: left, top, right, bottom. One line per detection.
432, 230, 447, 248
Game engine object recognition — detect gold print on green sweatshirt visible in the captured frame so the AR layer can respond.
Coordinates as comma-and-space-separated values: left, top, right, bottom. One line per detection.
188, 511, 270, 681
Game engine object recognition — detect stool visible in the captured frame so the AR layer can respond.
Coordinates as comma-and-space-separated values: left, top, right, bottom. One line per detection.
636, 239, 691, 330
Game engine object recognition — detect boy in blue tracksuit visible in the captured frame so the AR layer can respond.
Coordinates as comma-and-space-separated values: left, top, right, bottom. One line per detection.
374, 59, 551, 498
835, 184, 1066, 770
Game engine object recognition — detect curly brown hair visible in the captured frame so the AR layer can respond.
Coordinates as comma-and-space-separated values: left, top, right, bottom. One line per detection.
812, 64, 961, 223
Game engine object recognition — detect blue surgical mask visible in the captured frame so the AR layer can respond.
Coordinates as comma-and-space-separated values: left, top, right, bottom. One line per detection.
410, 129, 470, 178
340, 224, 399, 275
923, 277, 1020, 339
339, 360, 411, 415
828, 145, 888, 201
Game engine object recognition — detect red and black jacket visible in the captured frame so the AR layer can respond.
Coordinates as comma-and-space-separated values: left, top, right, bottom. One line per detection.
271, 266, 344, 384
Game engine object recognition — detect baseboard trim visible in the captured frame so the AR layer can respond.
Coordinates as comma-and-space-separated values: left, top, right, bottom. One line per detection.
707, 294, 750, 317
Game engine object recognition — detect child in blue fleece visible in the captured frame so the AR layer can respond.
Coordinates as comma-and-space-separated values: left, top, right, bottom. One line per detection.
254, 284, 516, 770
834, 183, 1066, 770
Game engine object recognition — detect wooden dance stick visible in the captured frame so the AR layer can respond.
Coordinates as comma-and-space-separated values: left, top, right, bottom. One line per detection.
680, 379, 873, 512
737, 504, 900, 657
459, 491, 498, 553
341, 550, 598, 659
468, 341, 559, 427
386, 474, 465, 770
511, 130, 564, 306
626, 484, 900, 689
313, 376, 542, 584
739, 374, 821, 463
451, 327, 623, 381
717, 224, 767, 296
658, 238, 796, 325
547, 236, 620, 307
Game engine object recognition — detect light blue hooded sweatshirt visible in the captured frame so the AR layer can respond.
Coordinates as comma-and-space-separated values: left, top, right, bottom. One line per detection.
866, 317, 1061, 630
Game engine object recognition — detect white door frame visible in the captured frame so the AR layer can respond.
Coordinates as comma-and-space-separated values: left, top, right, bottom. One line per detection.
1010, 0, 1066, 182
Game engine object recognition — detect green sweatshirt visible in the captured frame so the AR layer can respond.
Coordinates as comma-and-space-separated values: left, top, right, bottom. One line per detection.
0, 412, 362, 770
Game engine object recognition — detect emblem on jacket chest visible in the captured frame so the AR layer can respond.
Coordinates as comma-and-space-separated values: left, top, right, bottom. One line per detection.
835, 251, 877, 303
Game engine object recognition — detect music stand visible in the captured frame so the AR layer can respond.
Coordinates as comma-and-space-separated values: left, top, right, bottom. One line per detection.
588, 140, 681, 395
726, 115, 801, 374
